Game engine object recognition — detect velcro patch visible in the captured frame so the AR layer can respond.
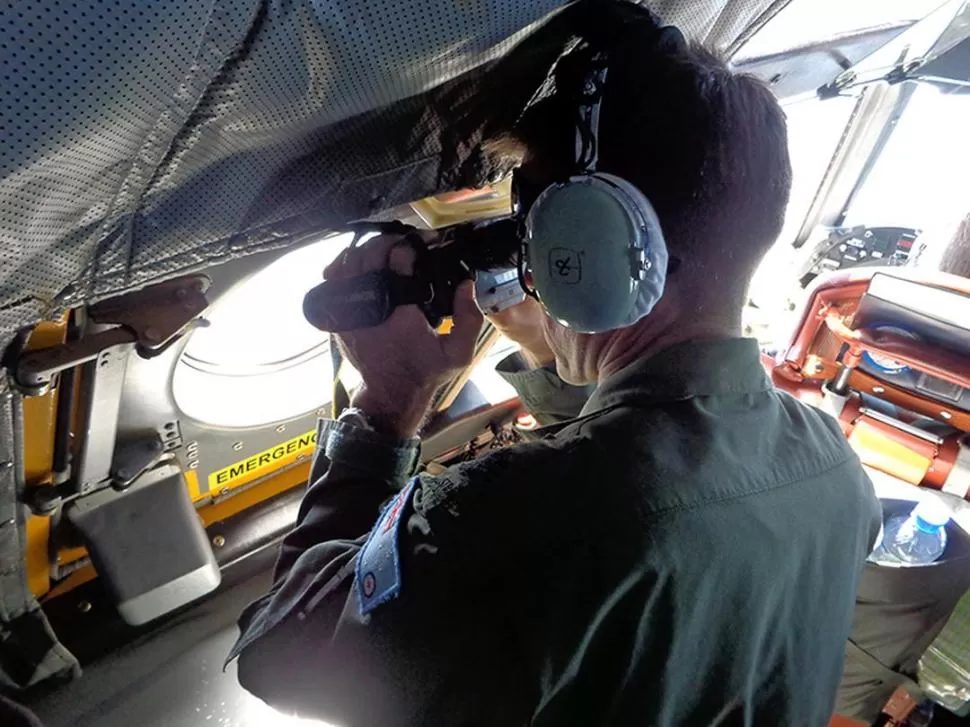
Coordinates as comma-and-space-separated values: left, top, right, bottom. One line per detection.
356, 478, 417, 616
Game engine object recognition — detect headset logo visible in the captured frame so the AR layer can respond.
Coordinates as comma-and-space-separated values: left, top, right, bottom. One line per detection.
549, 247, 582, 284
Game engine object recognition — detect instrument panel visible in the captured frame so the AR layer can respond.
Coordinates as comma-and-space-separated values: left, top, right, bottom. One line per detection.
798, 225, 919, 288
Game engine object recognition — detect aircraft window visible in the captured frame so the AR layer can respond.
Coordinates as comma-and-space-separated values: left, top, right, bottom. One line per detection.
777, 95, 861, 248
746, 80, 970, 347
744, 94, 859, 342
842, 82, 970, 263
173, 234, 359, 428
735, 0, 945, 61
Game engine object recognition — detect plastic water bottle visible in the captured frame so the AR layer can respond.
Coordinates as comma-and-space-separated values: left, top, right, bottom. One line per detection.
868, 499, 950, 567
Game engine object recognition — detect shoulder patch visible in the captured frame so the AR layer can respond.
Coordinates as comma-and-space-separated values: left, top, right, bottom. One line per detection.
356, 477, 417, 616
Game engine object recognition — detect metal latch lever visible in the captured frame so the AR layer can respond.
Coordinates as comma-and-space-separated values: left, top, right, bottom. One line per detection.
15, 275, 210, 395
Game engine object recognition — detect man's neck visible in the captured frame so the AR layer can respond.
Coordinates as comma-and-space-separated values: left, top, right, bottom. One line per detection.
595, 306, 740, 382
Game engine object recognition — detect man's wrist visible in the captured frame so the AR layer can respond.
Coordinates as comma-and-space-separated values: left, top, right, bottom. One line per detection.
351, 384, 436, 438
319, 418, 421, 477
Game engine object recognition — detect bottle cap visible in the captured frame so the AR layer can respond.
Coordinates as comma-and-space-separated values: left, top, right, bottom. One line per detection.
913, 498, 951, 532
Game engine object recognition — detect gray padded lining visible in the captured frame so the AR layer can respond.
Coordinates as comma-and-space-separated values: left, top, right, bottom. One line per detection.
0, 1, 789, 340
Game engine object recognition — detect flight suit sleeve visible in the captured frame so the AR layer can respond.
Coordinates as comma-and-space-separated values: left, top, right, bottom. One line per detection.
494, 352, 592, 425
228, 416, 586, 726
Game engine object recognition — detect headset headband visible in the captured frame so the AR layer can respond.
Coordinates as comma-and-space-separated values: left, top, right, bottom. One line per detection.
575, 51, 608, 174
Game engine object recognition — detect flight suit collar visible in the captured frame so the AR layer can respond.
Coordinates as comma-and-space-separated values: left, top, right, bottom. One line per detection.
581, 338, 771, 416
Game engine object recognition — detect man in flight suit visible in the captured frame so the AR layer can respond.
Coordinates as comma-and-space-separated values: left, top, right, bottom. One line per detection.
230, 9, 881, 726
940, 212, 970, 279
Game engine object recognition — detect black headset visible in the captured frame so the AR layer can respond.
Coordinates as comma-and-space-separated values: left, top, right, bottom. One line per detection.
517, 14, 685, 333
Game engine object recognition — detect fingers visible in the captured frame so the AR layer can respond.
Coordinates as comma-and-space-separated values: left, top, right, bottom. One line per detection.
484, 296, 544, 328
386, 240, 417, 276
324, 233, 417, 280
322, 247, 349, 281
442, 281, 484, 365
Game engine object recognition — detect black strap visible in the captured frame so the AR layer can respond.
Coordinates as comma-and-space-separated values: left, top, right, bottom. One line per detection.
330, 342, 350, 420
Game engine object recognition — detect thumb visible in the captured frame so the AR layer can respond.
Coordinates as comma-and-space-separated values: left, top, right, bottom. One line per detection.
442, 280, 484, 366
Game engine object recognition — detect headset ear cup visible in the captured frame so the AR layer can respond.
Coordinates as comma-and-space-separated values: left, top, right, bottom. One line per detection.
592, 172, 668, 321
524, 175, 667, 333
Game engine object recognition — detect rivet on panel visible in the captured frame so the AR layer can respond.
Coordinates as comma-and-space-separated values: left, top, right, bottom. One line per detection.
212, 535, 226, 548
232, 442, 243, 451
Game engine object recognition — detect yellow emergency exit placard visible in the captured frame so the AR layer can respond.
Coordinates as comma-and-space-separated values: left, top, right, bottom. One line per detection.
208, 429, 317, 493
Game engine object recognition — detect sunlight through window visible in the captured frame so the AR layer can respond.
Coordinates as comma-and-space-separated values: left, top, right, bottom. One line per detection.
173, 234, 358, 428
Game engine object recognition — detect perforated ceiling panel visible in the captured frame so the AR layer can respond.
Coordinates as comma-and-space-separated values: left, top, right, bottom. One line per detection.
0, 0, 787, 341
1, 1, 224, 324
653, 0, 790, 54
